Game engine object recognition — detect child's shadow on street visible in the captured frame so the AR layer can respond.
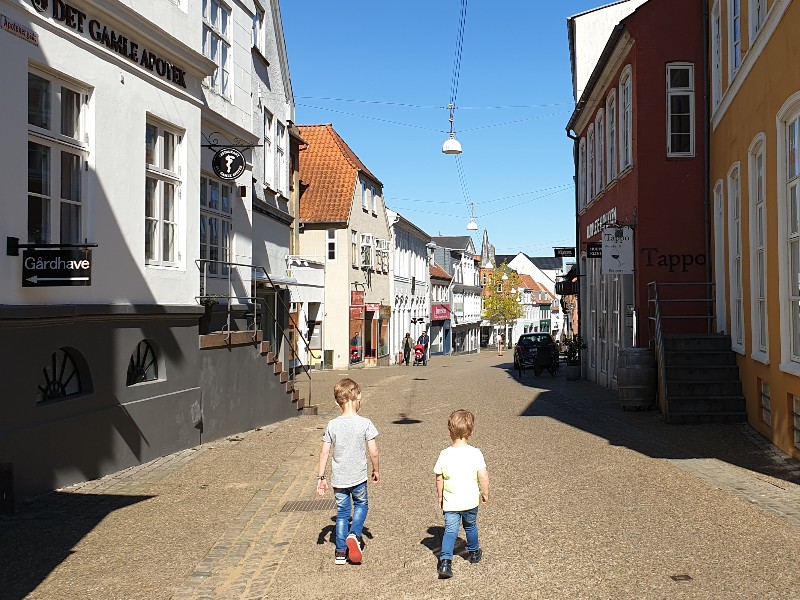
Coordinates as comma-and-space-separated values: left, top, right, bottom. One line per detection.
420, 526, 469, 560
317, 516, 374, 545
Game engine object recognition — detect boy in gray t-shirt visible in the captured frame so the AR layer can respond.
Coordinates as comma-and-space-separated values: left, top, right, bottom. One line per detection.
317, 378, 380, 565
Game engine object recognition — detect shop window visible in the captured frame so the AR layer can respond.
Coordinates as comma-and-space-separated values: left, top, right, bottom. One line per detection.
127, 340, 159, 386
37, 347, 91, 404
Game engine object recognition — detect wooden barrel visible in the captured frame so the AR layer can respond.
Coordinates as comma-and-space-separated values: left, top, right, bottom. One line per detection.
617, 347, 656, 409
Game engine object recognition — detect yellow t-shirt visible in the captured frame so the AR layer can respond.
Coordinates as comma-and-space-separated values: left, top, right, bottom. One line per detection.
433, 445, 486, 512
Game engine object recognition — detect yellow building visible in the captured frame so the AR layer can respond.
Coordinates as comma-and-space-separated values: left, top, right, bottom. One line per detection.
710, 0, 800, 456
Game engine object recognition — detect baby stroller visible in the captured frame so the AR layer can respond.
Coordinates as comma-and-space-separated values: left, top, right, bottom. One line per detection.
413, 343, 426, 366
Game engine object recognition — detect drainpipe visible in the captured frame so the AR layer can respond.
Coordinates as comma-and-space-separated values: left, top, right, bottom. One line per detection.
702, 0, 712, 325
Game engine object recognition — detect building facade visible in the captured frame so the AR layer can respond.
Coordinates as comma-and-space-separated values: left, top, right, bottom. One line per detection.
429, 263, 453, 356
431, 236, 482, 355
709, 0, 800, 457
1, 0, 300, 498
296, 124, 391, 370
387, 209, 431, 361
566, 0, 707, 388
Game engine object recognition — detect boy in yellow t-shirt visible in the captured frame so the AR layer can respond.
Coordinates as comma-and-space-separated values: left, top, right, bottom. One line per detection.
433, 409, 490, 579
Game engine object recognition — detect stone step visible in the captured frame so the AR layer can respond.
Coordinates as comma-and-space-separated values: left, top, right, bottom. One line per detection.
663, 334, 732, 352
664, 350, 737, 366
667, 379, 743, 397
664, 365, 741, 380
665, 394, 746, 417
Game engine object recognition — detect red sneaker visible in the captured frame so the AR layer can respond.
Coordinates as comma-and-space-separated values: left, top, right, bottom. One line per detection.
346, 533, 363, 563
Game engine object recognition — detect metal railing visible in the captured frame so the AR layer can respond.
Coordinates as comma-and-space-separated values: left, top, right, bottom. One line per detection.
647, 281, 716, 415
197, 259, 313, 406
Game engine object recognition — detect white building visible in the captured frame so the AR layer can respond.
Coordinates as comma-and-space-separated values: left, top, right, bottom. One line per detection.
387, 209, 431, 360
1, 0, 300, 499
431, 237, 482, 354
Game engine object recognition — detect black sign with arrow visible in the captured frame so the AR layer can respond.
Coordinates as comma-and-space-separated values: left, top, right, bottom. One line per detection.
22, 249, 92, 287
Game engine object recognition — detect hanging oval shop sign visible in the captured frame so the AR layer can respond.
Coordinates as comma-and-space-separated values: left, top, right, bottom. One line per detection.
212, 148, 246, 181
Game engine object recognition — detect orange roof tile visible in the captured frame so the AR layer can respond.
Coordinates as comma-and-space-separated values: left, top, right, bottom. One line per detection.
430, 263, 452, 280
297, 124, 382, 223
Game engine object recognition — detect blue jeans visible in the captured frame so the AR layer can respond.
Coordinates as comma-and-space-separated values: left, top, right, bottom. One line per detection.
334, 481, 368, 551
440, 506, 479, 560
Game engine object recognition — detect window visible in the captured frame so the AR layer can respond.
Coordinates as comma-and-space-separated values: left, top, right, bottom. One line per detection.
595, 111, 604, 194
202, 0, 230, 97
37, 347, 89, 403
759, 378, 771, 426
200, 175, 232, 275
360, 233, 374, 268
127, 340, 159, 386
619, 67, 633, 170
28, 70, 88, 245
749, 135, 768, 356
362, 181, 371, 211
252, 7, 265, 54
786, 111, 800, 360
666, 63, 695, 156
728, 164, 743, 349
578, 138, 587, 210
351, 229, 358, 267
375, 238, 389, 273
728, 0, 741, 78
750, 0, 767, 41
327, 229, 336, 261
371, 186, 378, 214
146, 120, 182, 266
606, 92, 617, 181
712, 2, 722, 109
263, 110, 274, 190
586, 124, 595, 203
793, 395, 800, 449
276, 121, 287, 195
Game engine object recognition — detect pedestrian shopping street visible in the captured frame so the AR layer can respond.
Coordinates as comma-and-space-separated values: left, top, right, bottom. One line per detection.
3, 351, 800, 600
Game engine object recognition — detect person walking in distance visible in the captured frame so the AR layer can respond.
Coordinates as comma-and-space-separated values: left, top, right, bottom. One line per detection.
417, 330, 430, 365
433, 409, 489, 579
403, 332, 413, 366
317, 378, 380, 565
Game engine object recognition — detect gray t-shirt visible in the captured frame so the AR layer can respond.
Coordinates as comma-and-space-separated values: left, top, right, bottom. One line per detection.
322, 414, 378, 488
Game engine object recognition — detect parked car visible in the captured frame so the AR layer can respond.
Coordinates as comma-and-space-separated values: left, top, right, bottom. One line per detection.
513, 332, 559, 377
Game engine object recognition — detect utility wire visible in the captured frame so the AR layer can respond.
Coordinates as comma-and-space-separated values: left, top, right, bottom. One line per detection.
296, 95, 571, 110
449, 0, 468, 107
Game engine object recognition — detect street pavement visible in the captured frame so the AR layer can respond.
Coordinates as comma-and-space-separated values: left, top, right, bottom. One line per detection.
3, 350, 800, 599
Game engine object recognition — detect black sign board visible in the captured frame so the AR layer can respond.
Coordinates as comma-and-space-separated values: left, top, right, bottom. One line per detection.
22, 249, 92, 287
554, 247, 576, 258
587, 242, 602, 259
212, 148, 246, 181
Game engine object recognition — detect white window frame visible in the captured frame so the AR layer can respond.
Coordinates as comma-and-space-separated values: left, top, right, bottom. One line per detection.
276, 120, 287, 196
749, 0, 767, 42
202, 0, 231, 98
263, 110, 274, 190
351, 229, 358, 267
619, 66, 633, 171
595, 110, 604, 195
145, 118, 183, 267
371, 185, 378, 214
252, 7, 265, 55
778, 95, 800, 370
578, 137, 587, 210
748, 133, 768, 361
666, 63, 695, 157
728, 0, 741, 80
326, 228, 336, 261
712, 1, 722, 110
606, 91, 617, 182
200, 174, 233, 276
727, 162, 743, 352
27, 68, 89, 246
360, 233, 374, 268
586, 124, 595, 203
714, 180, 728, 333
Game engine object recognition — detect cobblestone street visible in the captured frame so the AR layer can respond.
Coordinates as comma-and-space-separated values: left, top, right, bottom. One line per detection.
3, 351, 800, 599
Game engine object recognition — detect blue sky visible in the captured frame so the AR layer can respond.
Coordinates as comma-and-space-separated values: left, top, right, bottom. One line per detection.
281, 1, 604, 256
